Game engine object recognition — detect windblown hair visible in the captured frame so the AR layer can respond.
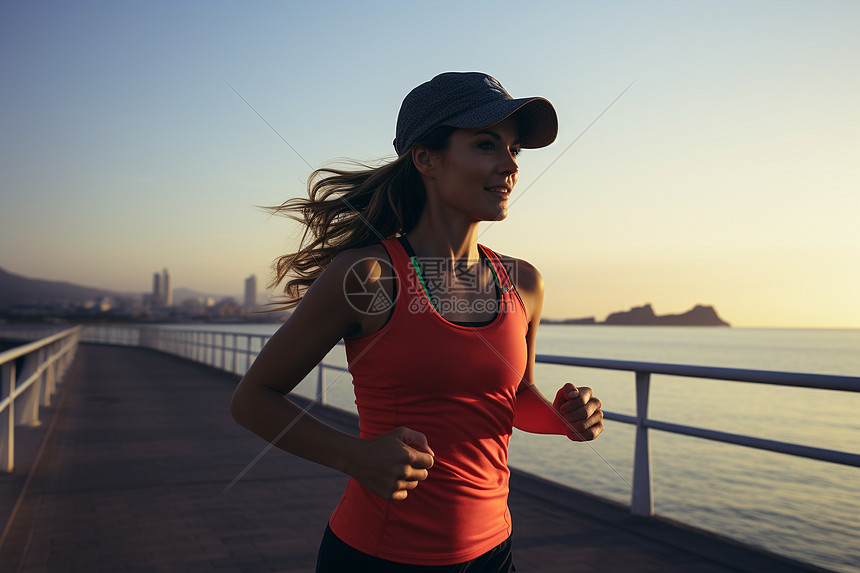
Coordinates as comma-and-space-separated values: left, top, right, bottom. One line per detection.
266, 126, 455, 309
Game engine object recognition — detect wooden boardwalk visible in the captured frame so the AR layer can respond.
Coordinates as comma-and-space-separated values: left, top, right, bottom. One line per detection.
0, 345, 829, 572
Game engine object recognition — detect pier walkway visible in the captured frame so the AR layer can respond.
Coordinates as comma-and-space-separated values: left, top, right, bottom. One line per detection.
0, 345, 829, 572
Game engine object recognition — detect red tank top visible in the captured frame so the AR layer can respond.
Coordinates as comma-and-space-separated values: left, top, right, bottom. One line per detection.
329, 236, 529, 565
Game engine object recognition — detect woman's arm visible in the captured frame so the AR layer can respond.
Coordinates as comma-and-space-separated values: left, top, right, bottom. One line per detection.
230, 250, 434, 500
508, 258, 604, 441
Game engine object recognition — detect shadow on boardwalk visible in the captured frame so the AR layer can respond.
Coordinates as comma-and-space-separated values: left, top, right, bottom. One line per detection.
0, 345, 829, 572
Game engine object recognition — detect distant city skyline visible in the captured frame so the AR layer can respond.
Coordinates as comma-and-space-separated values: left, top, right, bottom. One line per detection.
1, 2, 857, 328
150, 268, 172, 307
141, 268, 261, 305
244, 275, 257, 311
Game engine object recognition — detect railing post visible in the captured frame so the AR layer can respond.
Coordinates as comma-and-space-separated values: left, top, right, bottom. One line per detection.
242, 336, 249, 373
631, 370, 654, 516
42, 344, 57, 407
317, 366, 327, 406
232, 334, 238, 374
17, 353, 41, 427
44, 356, 54, 407
37, 348, 47, 406
1, 362, 16, 472
220, 333, 226, 371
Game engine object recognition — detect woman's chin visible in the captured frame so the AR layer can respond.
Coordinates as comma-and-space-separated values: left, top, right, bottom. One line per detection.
482, 207, 509, 222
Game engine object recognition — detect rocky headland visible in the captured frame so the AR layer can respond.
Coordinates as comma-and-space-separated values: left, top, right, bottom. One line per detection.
543, 304, 730, 327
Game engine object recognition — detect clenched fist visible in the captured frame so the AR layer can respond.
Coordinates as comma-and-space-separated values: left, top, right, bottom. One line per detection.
553, 383, 604, 441
348, 427, 435, 501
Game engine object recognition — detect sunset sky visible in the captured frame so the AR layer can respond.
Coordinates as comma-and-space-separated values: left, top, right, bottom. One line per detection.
1, 1, 858, 328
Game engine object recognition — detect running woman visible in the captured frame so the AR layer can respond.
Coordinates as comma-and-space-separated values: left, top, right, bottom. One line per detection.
231, 72, 604, 572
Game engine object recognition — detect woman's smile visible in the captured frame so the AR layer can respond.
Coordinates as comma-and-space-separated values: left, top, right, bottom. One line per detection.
486, 186, 512, 201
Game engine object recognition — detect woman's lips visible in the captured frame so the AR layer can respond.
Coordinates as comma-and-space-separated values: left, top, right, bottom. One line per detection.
485, 186, 511, 198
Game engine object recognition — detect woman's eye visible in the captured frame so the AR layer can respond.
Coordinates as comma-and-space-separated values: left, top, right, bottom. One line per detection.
477, 141, 520, 157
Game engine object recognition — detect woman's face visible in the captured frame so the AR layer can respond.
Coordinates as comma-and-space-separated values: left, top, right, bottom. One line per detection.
432, 115, 521, 222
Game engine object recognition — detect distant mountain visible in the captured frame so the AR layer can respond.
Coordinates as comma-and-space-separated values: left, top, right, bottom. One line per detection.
543, 303, 730, 327
0, 267, 239, 311
0, 267, 129, 308
604, 304, 730, 326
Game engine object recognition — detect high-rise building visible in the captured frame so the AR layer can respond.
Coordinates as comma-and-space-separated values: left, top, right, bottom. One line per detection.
244, 275, 257, 312
162, 268, 172, 307
152, 273, 161, 302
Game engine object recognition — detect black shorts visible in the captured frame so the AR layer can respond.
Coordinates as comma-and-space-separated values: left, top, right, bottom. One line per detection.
315, 524, 516, 573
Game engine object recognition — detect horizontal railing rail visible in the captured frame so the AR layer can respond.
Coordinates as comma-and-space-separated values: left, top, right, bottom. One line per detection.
536, 353, 860, 516
81, 326, 274, 375
10, 324, 858, 519
0, 326, 81, 472
536, 355, 860, 392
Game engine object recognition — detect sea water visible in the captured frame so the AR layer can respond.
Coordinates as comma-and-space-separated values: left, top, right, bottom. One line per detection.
188, 323, 860, 572
511, 326, 860, 573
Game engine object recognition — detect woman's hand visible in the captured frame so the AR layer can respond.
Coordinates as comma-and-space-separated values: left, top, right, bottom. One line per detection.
553, 383, 604, 441
347, 427, 435, 501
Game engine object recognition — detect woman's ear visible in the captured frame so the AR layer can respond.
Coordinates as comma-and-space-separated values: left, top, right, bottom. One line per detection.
411, 145, 439, 178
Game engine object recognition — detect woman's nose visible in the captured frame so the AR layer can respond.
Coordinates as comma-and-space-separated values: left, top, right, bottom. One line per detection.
499, 151, 518, 174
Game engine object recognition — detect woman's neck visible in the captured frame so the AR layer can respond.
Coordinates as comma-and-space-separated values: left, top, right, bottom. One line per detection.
404, 218, 481, 269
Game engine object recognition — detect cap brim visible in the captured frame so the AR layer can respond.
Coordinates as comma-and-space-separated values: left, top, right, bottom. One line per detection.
441, 97, 558, 149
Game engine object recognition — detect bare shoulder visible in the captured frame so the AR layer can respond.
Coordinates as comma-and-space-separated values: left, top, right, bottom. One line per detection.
334, 242, 390, 261
330, 243, 392, 287
297, 243, 392, 315
489, 250, 544, 322
329, 243, 396, 338
490, 251, 543, 295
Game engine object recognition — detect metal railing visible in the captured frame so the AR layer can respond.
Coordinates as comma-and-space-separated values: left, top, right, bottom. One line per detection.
83, 326, 272, 375
81, 325, 348, 408
6, 324, 859, 518
0, 326, 81, 472
536, 354, 860, 516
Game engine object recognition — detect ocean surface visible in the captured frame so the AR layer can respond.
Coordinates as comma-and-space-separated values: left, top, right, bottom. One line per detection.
170, 323, 860, 572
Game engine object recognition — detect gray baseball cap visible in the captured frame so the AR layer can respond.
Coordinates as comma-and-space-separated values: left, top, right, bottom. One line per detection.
394, 72, 558, 156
